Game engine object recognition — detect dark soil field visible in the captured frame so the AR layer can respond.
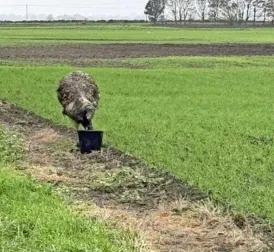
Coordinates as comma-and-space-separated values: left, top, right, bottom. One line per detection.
1, 43, 274, 63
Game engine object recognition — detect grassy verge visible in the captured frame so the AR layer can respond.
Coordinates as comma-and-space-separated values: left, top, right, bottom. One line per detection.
2, 55, 274, 69
0, 24, 273, 45
0, 127, 137, 251
0, 57, 274, 222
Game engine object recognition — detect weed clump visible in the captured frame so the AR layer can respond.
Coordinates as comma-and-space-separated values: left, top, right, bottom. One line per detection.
92, 167, 173, 206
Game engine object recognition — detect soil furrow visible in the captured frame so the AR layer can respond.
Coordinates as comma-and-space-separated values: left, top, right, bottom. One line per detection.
1, 43, 274, 62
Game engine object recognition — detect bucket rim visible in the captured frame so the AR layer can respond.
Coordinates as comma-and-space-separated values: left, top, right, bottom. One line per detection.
78, 130, 104, 133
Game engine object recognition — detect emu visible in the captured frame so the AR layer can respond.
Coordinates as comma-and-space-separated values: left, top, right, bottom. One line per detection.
57, 70, 100, 131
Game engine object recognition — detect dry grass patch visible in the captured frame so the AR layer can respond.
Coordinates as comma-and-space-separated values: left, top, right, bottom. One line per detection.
74, 200, 269, 252
29, 128, 60, 144
23, 165, 81, 185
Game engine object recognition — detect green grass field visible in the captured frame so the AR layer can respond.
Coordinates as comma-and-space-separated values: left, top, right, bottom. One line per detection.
0, 128, 137, 251
1, 56, 274, 221
0, 24, 273, 45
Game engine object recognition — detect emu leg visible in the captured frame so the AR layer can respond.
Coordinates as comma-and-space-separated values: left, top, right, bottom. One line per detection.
87, 120, 93, 130
81, 117, 93, 130
73, 121, 80, 148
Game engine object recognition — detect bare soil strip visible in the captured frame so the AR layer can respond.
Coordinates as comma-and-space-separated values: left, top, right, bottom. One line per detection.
1, 43, 274, 62
0, 100, 273, 251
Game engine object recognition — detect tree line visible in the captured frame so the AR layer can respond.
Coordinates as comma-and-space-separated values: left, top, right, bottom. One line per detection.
144, 0, 274, 24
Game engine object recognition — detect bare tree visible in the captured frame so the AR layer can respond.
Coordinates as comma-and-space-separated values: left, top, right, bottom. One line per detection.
242, 0, 265, 24
244, 0, 254, 22
168, 0, 194, 23
219, 0, 239, 24
259, 0, 268, 23
178, 0, 194, 23
266, 0, 274, 24
236, 0, 245, 23
196, 0, 209, 22
252, 0, 260, 23
208, 0, 221, 21
168, 0, 178, 23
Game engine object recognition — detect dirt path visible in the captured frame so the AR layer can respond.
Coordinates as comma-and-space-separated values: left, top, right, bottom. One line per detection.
1, 43, 274, 63
0, 100, 273, 252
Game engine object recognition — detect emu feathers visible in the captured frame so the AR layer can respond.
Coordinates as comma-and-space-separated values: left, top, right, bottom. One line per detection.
57, 71, 100, 130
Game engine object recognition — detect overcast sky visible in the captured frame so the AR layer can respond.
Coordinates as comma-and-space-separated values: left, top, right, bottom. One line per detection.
0, 0, 148, 19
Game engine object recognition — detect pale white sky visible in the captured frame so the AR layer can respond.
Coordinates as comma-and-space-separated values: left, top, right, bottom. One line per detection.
0, 0, 149, 19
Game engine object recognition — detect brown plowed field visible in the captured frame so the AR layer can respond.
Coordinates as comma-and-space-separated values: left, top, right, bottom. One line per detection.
1, 43, 274, 61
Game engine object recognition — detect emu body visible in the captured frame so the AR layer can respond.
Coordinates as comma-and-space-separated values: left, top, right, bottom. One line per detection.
57, 71, 100, 131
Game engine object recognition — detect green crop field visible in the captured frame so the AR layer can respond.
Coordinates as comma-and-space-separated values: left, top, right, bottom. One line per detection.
1, 56, 274, 220
0, 24, 273, 45
0, 120, 136, 251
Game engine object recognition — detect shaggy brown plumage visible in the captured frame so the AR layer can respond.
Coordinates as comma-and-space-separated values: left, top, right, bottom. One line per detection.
57, 70, 100, 130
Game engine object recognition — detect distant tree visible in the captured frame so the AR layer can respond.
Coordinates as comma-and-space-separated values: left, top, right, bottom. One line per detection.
178, 0, 194, 23
168, 0, 179, 23
196, 0, 208, 22
231, 0, 265, 24
259, 0, 268, 23
168, 0, 193, 23
144, 0, 166, 23
219, 0, 239, 24
236, 0, 245, 24
266, 0, 274, 24
46, 14, 54, 21
242, 0, 265, 24
159, 14, 166, 23
208, 0, 221, 21
244, 0, 253, 22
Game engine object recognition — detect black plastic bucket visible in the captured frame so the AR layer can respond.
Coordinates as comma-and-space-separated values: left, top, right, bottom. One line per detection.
78, 130, 103, 153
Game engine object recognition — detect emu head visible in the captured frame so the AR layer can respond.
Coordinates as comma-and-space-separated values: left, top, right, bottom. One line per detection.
80, 106, 94, 130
